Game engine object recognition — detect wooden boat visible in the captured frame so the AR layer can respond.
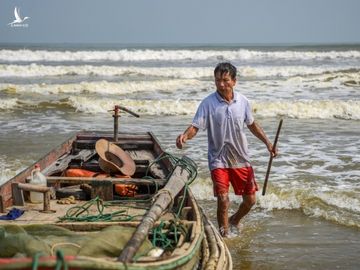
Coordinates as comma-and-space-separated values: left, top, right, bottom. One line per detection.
0, 106, 232, 270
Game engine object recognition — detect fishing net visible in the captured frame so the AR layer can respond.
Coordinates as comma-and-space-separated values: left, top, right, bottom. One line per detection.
0, 224, 152, 258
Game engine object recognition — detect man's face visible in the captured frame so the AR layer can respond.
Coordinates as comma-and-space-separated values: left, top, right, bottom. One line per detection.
215, 72, 236, 93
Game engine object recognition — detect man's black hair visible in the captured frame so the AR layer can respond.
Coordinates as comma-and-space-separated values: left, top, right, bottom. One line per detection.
214, 62, 237, 80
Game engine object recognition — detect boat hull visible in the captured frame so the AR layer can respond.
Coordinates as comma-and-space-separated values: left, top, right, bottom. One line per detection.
0, 131, 232, 270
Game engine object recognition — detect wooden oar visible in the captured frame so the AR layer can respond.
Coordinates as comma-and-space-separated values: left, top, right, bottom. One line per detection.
262, 119, 283, 196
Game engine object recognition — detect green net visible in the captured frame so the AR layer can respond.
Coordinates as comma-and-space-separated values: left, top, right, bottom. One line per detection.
0, 224, 152, 258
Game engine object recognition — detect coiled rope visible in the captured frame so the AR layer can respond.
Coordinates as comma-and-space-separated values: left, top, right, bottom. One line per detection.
58, 196, 137, 222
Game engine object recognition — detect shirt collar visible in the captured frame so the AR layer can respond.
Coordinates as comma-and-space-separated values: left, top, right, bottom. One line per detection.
215, 91, 238, 103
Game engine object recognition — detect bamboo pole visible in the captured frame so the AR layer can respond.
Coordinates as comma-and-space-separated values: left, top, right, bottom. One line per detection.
118, 166, 189, 262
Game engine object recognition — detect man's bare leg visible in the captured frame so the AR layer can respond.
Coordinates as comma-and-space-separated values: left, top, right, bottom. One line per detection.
229, 194, 256, 227
217, 193, 230, 237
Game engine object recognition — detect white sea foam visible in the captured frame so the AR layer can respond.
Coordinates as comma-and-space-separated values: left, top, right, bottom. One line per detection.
189, 177, 214, 199
2, 94, 359, 120
317, 192, 360, 213
0, 156, 25, 186
0, 79, 204, 95
257, 188, 360, 228
189, 175, 360, 228
67, 98, 360, 120
257, 192, 301, 210
0, 169, 14, 186
253, 100, 360, 120
67, 96, 201, 115
1, 63, 360, 79
0, 64, 212, 79
2, 66, 359, 103
0, 98, 18, 110
1, 49, 360, 62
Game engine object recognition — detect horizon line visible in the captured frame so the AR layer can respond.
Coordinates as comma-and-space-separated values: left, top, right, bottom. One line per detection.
1, 41, 360, 46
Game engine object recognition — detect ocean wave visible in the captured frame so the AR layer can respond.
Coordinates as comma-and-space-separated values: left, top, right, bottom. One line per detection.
253, 100, 360, 120
0, 79, 205, 95
1, 68, 359, 102
0, 98, 18, 110
66, 98, 360, 120
1, 63, 360, 79
67, 97, 200, 115
0, 156, 26, 186
190, 176, 360, 228
1, 93, 359, 120
55, 99, 360, 120
2, 96, 359, 120
0, 64, 212, 79
1, 48, 360, 63
257, 188, 360, 228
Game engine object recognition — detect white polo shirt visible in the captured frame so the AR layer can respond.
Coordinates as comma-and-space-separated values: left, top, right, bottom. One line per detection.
192, 91, 254, 170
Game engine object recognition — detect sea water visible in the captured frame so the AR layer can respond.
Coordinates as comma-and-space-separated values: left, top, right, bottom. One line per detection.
0, 44, 359, 269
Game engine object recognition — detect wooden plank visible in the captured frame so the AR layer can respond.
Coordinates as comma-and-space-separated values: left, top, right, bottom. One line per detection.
90, 180, 113, 200
57, 222, 140, 231
149, 131, 172, 176
76, 132, 151, 141
75, 139, 153, 144
78, 163, 149, 174
11, 183, 25, 206
42, 149, 96, 176
16, 183, 51, 193
127, 149, 167, 179
75, 140, 153, 150
46, 177, 167, 186
150, 131, 165, 158
76, 158, 149, 173
0, 195, 4, 213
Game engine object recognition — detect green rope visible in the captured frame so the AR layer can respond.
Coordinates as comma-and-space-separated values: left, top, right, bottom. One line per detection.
169, 155, 198, 218
150, 220, 189, 251
58, 197, 135, 222
55, 250, 68, 270
146, 152, 197, 187
31, 250, 68, 270
144, 153, 197, 250
31, 252, 41, 270
154, 154, 196, 249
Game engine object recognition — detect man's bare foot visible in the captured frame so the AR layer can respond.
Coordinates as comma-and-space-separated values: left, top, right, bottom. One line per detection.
228, 216, 243, 231
219, 226, 229, 238
220, 224, 241, 238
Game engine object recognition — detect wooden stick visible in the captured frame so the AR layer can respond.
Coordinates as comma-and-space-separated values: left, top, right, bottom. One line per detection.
118, 165, 189, 262
17, 183, 51, 193
262, 119, 283, 196
45, 176, 167, 186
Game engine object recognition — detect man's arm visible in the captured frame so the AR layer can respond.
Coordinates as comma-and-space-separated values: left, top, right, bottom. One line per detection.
247, 121, 278, 157
176, 125, 199, 149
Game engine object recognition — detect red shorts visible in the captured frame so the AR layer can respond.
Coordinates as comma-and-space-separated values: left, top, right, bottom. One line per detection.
210, 167, 258, 196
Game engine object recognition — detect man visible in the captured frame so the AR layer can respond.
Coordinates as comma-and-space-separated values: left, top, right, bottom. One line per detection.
176, 62, 277, 237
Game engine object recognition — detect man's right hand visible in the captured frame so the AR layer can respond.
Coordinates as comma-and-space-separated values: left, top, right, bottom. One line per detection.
176, 125, 199, 149
176, 134, 187, 149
